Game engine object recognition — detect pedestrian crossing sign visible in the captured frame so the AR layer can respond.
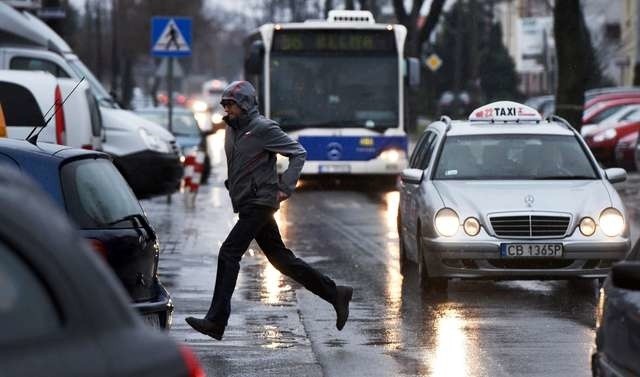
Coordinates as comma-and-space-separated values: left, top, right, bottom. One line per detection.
151, 17, 192, 57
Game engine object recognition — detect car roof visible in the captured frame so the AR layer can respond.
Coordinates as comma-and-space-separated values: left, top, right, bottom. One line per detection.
442, 120, 575, 137
434, 101, 576, 137
0, 138, 106, 161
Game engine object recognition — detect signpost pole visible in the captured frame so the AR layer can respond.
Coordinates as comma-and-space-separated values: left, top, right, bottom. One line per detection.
167, 57, 174, 134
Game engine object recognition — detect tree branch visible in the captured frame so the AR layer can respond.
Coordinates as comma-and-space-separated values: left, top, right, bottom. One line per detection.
419, 0, 446, 45
392, 0, 408, 26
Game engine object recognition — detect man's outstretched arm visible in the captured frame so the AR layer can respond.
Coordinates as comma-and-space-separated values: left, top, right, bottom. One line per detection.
262, 123, 306, 196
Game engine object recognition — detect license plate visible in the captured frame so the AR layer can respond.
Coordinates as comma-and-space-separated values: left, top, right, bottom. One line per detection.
319, 165, 350, 173
500, 243, 563, 258
142, 313, 161, 329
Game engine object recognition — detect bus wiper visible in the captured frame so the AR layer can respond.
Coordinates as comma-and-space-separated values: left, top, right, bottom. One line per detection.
107, 214, 156, 240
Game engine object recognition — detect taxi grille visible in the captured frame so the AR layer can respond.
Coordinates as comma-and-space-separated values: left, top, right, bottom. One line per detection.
490, 215, 570, 238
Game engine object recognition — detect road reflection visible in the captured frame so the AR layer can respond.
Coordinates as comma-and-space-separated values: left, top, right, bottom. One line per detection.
430, 306, 469, 377
381, 191, 403, 350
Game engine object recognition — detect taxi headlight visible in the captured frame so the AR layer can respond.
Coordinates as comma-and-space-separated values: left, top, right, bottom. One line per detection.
211, 112, 224, 124
463, 217, 481, 236
599, 208, 624, 237
379, 149, 404, 163
579, 217, 596, 236
435, 208, 459, 237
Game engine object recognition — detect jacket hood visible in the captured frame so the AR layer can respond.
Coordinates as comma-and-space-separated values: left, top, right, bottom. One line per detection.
432, 180, 612, 221
221, 81, 259, 114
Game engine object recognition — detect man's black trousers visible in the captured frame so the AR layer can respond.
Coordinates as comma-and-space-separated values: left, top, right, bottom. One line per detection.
206, 205, 338, 325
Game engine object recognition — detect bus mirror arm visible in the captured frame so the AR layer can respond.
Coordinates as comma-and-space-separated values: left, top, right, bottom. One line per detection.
406, 57, 420, 89
246, 40, 265, 75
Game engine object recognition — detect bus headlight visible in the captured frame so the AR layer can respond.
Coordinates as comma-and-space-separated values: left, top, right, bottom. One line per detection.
379, 149, 404, 163
435, 208, 459, 237
599, 208, 624, 237
463, 217, 481, 236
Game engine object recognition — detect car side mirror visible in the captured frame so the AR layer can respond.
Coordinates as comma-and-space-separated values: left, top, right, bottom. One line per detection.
605, 168, 627, 183
611, 261, 640, 290
401, 168, 424, 184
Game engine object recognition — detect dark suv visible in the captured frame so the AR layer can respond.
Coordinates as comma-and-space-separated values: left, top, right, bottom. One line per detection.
0, 138, 173, 328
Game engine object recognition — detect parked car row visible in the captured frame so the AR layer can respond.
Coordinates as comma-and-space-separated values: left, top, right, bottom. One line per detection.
526, 88, 640, 170
0, 2, 184, 198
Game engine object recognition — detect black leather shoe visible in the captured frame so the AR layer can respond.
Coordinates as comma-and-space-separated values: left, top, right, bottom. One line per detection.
334, 285, 353, 331
185, 317, 225, 340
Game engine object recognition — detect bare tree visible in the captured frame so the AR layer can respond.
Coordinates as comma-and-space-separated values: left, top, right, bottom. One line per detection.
554, 0, 589, 130
393, 0, 446, 57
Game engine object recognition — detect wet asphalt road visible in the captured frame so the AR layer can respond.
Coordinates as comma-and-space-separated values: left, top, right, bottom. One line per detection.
140, 137, 640, 377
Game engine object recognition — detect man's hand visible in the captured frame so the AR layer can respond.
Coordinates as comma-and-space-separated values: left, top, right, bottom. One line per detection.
277, 191, 290, 202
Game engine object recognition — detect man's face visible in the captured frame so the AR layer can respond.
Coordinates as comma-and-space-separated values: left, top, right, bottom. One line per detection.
222, 100, 243, 119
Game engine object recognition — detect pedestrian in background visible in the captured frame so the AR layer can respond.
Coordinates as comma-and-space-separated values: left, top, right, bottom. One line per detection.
186, 81, 352, 340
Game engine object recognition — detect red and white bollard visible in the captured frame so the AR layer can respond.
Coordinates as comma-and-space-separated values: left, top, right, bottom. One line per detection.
183, 150, 205, 208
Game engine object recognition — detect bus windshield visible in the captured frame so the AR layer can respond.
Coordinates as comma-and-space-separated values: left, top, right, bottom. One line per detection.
270, 54, 398, 129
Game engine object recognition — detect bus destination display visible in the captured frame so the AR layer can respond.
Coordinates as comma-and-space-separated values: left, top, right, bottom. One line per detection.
272, 30, 395, 52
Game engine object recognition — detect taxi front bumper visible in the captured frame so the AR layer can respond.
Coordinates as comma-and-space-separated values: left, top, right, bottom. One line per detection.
421, 236, 630, 279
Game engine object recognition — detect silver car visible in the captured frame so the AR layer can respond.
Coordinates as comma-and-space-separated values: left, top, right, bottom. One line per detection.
398, 101, 630, 292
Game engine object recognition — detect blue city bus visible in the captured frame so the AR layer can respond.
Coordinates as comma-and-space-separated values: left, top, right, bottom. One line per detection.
244, 10, 418, 181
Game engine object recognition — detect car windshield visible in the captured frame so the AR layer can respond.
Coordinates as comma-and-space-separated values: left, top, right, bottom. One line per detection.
66, 58, 119, 109
433, 134, 599, 180
270, 54, 398, 129
61, 159, 144, 229
136, 110, 201, 136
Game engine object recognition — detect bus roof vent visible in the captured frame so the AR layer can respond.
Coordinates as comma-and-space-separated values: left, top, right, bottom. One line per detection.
327, 10, 375, 24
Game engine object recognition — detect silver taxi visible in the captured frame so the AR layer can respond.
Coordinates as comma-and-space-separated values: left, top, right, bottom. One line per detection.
398, 101, 630, 291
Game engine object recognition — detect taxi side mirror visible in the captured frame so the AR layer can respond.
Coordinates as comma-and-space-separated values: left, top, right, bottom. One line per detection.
401, 168, 424, 184
605, 168, 627, 184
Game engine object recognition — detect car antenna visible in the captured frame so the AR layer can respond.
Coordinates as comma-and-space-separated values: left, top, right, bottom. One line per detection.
26, 77, 86, 146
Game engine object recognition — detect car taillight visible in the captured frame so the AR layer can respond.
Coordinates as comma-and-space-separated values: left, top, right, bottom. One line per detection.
54, 85, 66, 145
81, 144, 93, 150
179, 345, 205, 377
88, 239, 108, 260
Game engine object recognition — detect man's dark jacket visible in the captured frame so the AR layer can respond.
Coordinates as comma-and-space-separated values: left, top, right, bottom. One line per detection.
221, 81, 306, 213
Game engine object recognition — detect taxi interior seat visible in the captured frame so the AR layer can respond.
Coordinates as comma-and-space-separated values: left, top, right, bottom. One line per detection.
522, 144, 543, 176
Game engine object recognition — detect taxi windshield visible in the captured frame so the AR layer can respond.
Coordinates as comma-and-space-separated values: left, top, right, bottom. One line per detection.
434, 134, 599, 180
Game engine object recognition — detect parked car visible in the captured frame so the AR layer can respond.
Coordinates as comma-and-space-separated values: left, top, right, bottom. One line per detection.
0, 69, 102, 150
584, 91, 640, 109
592, 258, 640, 377
581, 104, 640, 136
0, 3, 183, 199
524, 95, 555, 118
613, 131, 639, 171
136, 106, 212, 183
586, 121, 640, 167
0, 138, 173, 329
0, 166, 204, 377
583, 98, 640, 126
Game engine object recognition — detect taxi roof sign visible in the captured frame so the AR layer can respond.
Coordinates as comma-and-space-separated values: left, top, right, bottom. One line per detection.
469, 101, 542, 123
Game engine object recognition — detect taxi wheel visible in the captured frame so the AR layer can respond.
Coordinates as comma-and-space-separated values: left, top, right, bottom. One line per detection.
417, 231, 448, 293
